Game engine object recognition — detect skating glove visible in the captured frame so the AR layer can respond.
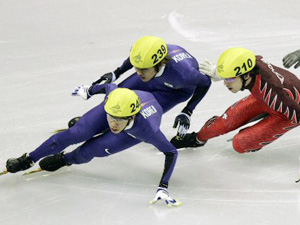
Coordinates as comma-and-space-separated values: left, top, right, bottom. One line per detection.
283, 49, 300, 69
150, 188, 182, 207
92, 72, 118, 85
72, 85, 92, 100
199, 59, 222, 81
6, 153, 34, 173
173, 108, 192, 138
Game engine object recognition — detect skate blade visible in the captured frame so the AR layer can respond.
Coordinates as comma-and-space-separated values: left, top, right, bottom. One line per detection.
53, 128, 67, 134
296, 157, 300, 183
0, 168, 8, 176
295, 174, 300, 183
23, 168, 43, 176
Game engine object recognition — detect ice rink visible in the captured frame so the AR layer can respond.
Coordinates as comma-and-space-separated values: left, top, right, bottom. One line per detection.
1, 0, 300, 224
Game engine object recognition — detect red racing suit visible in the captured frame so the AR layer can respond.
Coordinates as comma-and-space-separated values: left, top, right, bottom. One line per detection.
197, 56, 300, 153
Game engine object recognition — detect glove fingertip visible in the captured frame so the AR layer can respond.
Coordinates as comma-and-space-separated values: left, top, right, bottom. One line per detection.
175, 199, 182, 207
149, 200, 157, 205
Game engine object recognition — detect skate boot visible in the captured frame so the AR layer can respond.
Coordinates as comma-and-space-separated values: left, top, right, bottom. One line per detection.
170, 132, 206, 149
54, 116, 81, 134
39, 153, 71, 172
6, 153, 34, 173
68, 117, 81, 128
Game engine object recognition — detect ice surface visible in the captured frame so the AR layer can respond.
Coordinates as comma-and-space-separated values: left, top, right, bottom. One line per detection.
0, 0, 300, 224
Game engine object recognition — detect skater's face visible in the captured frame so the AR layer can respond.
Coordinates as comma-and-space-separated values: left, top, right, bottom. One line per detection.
107, 114, 131, 134
134, 67, 157, 82
223, 77, 243, 93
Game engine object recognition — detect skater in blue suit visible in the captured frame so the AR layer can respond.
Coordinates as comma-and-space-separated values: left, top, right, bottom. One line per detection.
5, 84, 181, 206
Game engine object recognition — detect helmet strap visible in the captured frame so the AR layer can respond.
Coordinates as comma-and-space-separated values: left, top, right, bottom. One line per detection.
240, 75, 247, 91
124, 116, 136, 130
154, 64, 166, 78
240, 73, 252, 91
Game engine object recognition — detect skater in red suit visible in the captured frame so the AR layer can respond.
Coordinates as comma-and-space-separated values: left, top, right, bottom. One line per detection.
171, 47, 300, 153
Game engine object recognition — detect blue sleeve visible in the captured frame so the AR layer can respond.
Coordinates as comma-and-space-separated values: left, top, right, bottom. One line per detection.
114, 57, 133, 77
184, 70, 211, 112
168, 51, 212, 112
89, 83, 118, 96
145, 130, 178, 188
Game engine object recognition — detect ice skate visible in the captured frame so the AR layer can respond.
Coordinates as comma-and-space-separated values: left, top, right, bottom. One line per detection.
170, 132, 206, 149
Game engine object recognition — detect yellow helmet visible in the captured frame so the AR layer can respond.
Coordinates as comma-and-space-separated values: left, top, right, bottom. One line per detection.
130, 36, 168, 69
104, 88, 141, 117
216, 47, 256, 79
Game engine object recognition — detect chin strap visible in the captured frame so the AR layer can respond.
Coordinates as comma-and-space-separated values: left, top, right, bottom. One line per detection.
124, 117, 135, 131
241, 72, 257, 91
240, 75, 247, 91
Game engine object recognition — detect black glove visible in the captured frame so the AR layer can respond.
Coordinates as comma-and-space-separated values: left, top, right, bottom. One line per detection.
92, 72, 119, 85
173, 107, 192, 138
6, 153, 34, 173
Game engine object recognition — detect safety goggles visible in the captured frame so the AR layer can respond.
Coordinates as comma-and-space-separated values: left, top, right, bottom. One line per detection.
223, 77, 236, 83
107, 114, 132, 123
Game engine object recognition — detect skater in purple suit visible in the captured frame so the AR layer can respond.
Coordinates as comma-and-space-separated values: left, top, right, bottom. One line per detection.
5, 84, 181, 206
74, 35, 211, 138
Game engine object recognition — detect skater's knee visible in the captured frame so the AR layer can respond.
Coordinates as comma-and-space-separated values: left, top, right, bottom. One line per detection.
66, 145, 110, 165
66, 146, 94, 164
232, 135, 262, 153
232, 138, 248, 153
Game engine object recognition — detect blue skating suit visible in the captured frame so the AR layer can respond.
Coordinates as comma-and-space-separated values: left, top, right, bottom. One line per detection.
29, 84, 177, 188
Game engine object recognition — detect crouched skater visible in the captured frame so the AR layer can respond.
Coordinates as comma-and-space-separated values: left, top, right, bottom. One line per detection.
5, 83, 181, 207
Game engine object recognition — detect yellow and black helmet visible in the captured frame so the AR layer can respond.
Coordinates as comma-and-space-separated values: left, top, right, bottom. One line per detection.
104, 88, 141, 117
217, 47, 256, 79
130, 36, 168, 69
